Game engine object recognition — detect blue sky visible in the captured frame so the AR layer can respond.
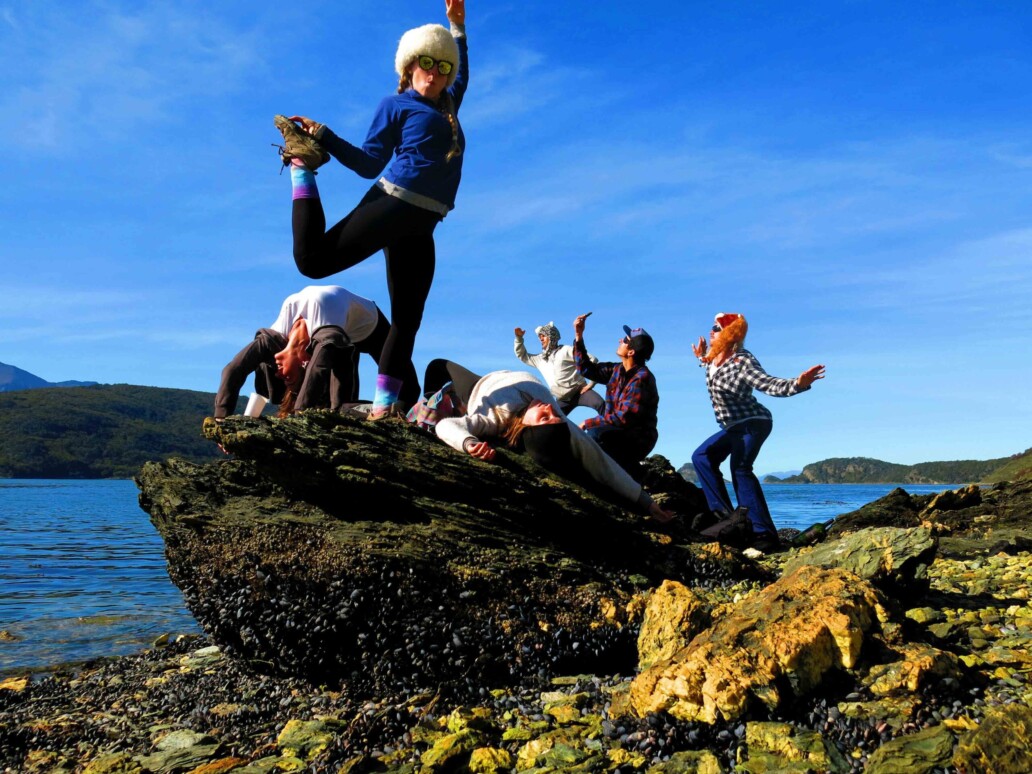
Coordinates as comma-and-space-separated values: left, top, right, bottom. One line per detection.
2, 0, 1031, 472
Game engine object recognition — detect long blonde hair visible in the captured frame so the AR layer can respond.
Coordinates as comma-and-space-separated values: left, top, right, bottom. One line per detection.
495, 391, 540, 448
702, 316, 748, 364
398, 69, 462, 163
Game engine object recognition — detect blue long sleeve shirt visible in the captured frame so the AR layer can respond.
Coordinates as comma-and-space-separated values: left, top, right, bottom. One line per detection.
318, 35, 468, 213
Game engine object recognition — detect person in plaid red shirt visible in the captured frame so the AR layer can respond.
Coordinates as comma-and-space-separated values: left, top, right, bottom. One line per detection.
571, 313, 659, 480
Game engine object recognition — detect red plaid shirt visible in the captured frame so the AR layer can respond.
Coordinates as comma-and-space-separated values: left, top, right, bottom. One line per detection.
574, 339, 658, 432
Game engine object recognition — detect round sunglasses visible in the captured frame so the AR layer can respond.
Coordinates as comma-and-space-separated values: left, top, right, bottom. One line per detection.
417, 55, 454, 76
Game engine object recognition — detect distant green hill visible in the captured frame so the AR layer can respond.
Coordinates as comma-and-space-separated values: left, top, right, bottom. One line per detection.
985, 448, 1032, 483
0, 384, 238, 479
777, 455, 1011, 484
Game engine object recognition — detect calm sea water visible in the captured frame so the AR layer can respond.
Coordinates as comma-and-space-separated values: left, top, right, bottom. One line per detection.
0, 478, 958, 672
0, 480, 200, 673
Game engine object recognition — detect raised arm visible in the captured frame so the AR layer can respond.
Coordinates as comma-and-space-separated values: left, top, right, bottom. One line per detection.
514, 327, 539, 366
445, 0, 469, 108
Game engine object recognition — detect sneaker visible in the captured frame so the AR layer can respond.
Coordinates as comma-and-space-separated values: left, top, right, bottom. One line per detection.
273, 115, 329, 170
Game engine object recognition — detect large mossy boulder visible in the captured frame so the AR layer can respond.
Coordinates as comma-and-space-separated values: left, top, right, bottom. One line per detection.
136, 413, 764, 693
628, 566, 886, 723
782, 526, 937, 599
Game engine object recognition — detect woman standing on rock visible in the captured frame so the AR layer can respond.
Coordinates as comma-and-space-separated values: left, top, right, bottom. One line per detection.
273, 0, 468, 419
691, 313, 825, 552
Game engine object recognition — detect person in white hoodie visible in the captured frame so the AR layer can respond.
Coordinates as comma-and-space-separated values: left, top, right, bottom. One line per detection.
514, 322, 604, 415
423, 359, 673, 522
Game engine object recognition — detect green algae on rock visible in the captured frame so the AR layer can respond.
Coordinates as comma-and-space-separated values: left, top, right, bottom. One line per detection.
782, 526, 937, 598
737, 721, 849, 773
953, 703, 1032, 774
864, 723, 954, 774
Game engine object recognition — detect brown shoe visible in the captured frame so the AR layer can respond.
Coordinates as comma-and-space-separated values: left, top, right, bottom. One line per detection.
273, 115, 329, 170
367, 403, 405, 422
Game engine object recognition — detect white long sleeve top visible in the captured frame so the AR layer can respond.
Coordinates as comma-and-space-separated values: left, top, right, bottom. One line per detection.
514, 337, 596, 403
435, 370, 648, 510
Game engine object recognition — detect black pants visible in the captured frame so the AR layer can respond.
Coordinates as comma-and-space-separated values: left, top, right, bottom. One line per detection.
343, 310, 420, 407
293, 186, 440, 397
294, 326, 356, 412
584, 425, 658, 482
422, 359, 481, 405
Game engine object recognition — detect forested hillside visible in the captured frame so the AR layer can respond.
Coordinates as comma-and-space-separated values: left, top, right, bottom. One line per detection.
772, 456, 1011, 484
0, 385, 238, 478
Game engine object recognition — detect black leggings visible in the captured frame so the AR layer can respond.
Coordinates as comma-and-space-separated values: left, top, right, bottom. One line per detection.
293, 186, 441, 391
422, 359, 482, 404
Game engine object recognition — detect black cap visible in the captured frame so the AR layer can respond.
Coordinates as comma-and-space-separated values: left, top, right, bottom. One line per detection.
522, 423, 576, 474
622, 325, 655, 362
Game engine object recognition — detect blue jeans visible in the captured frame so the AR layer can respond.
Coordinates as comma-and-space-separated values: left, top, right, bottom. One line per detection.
691, 418, 776, 538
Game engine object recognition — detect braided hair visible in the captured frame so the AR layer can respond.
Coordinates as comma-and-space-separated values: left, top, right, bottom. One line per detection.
398, 69, 462, 163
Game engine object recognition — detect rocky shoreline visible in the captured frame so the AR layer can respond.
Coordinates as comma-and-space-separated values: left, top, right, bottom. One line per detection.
2, 414, 1031, 772
3, 541, 1031, 772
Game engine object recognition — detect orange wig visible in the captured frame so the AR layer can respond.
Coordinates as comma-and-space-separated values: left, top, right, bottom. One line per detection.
701, 315, 748, 364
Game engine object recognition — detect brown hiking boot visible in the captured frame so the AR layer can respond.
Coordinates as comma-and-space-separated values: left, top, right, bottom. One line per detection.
367, 403, 406, 422
273, 115, 329, 170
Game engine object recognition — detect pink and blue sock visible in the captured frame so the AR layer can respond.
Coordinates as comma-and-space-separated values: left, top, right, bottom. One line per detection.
373, 374, 403, 410
290, 161, 319, 200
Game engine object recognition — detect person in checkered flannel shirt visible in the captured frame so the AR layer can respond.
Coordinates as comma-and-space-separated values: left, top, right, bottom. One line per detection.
691, 312, 825, 553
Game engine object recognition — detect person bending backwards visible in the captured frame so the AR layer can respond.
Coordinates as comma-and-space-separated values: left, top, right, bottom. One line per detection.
214, 285, 417, 419
514, 321, 604, 415
273, 0, 469, 419
571, 314, 659, 480
691, 312, 825, 553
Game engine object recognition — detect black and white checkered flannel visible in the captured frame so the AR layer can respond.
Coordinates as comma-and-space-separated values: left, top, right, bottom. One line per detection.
705, 349, 808, 428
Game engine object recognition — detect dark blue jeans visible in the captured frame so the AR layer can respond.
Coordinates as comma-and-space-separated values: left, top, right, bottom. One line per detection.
691, 418, 776, 538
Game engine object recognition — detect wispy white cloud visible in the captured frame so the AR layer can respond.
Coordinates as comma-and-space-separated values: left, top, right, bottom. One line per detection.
1, 7, 19, 30
0, 286, 147, 318
460, 44, 598, 129
0, 3, 267, 152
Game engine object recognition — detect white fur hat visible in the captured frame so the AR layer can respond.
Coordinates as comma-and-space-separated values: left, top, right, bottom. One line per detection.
395, 24, 460, 88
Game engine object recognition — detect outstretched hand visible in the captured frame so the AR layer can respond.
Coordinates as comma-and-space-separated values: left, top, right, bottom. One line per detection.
797, 364, 826, 389
446, 0, 465, 24
514, 327, 525, 338
648, 502, 677, 524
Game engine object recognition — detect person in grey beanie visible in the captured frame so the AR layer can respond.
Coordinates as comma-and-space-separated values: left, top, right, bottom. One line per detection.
514, 321, 604, 415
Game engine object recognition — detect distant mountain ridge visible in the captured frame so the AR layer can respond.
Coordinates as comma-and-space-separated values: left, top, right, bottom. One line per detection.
0, 361, 96, 392
0, 384, 242, 478
769, 455, 1015, 484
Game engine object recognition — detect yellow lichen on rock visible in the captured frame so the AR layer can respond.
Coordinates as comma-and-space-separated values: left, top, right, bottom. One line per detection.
637, 580, 712, 671
629, 566, 882, 723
